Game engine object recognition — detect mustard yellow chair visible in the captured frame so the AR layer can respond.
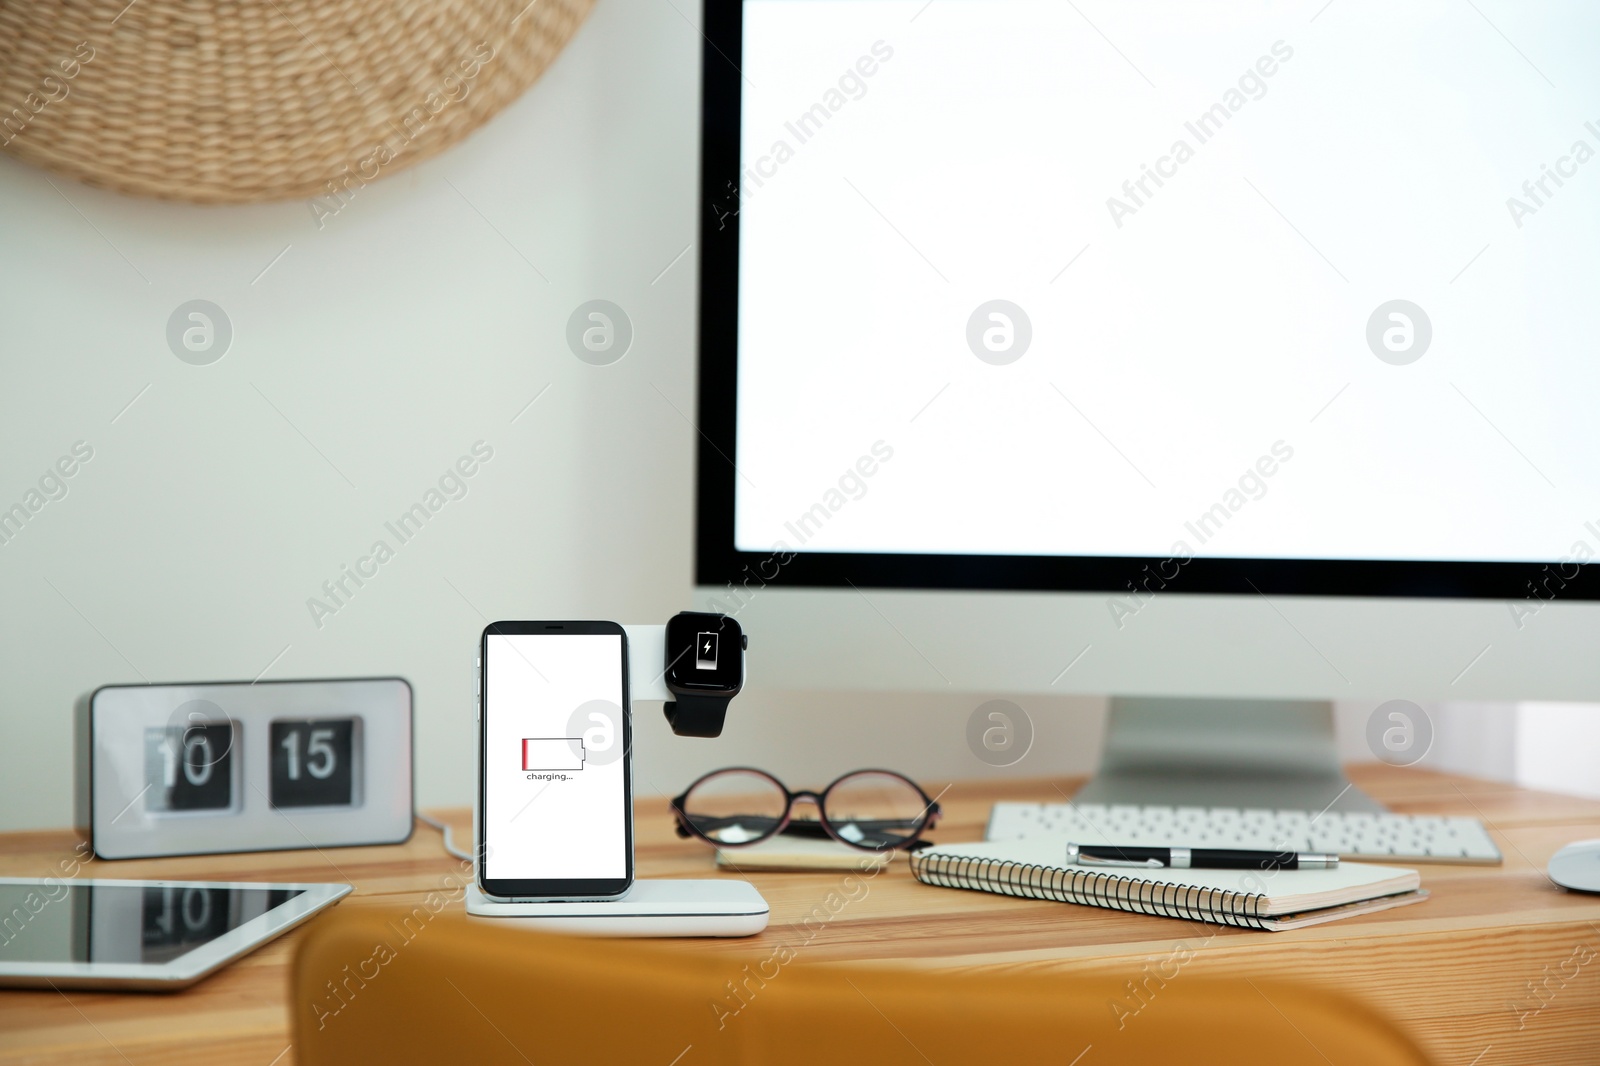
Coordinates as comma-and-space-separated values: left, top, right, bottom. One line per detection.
292, 905, 1434, 1066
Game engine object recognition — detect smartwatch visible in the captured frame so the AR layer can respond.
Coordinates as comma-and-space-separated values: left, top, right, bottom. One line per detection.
662, 612, 745, 738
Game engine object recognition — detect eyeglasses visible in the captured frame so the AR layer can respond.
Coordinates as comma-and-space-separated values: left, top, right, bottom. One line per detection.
671, 768, 941, 852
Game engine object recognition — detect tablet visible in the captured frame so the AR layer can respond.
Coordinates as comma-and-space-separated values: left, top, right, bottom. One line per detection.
0, 877, 350, 990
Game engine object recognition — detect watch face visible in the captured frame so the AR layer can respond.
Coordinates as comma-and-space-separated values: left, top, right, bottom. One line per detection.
665, 613, 743, 692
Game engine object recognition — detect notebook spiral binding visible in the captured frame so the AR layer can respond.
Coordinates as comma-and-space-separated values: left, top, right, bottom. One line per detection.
910, 851, 1272, 930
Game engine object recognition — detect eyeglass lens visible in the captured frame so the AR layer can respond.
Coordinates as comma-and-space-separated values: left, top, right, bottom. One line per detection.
822, 770, 930, 849
678, 769, 789, 845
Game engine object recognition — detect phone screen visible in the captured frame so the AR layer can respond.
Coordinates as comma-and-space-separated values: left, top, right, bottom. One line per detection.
480, 625, 631, 895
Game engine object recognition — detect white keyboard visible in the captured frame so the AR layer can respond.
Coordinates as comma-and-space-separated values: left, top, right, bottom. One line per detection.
985, 802, 1502, 865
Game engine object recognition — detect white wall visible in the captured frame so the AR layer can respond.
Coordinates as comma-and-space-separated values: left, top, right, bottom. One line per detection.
1334, 699, 1519, 781
0, 0, 675, 829
1335, 700, 1600, 799
1515, 703, 1600, 800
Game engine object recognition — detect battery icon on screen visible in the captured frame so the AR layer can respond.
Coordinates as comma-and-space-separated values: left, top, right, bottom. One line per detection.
523, 738, 585, 771
695, 632, 718, 670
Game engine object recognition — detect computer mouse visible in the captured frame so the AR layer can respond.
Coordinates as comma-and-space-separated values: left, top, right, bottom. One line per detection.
1548, 839, 1600, 893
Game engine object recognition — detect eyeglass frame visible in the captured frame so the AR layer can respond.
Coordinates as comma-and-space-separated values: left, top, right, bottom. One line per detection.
670, 766, 942, 852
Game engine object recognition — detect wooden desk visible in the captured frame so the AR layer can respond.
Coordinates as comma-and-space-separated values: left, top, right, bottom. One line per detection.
2, 764, 1597, 1064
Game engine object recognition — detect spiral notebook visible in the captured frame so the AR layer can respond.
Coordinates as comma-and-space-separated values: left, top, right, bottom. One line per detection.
911, 838, 1427, 931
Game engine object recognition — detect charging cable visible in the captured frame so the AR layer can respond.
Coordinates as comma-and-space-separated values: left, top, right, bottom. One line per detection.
416, 811, 473, 861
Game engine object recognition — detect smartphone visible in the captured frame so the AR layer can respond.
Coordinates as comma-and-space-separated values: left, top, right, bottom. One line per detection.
478, 620, 633, 900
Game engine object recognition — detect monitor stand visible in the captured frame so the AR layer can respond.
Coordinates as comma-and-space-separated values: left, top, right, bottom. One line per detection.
1072, 697, 1386, 813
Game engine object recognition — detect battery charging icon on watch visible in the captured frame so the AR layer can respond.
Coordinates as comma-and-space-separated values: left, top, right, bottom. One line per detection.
695, 632, 718, 670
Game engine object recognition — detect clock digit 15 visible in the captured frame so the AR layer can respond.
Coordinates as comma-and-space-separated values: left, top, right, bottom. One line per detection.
269, 718, 358, 809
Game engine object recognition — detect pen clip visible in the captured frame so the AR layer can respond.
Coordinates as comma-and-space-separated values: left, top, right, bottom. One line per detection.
1066, 843, 1164, 869
1078, 854, 1163, 869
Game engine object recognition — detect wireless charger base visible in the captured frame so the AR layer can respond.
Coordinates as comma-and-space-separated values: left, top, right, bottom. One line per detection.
465, 880, 769, 938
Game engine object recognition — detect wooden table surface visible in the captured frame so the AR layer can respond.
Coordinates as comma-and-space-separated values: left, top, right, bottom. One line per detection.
2, 763, 1598, 1065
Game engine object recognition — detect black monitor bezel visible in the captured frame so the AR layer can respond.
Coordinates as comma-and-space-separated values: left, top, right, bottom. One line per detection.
693, 0, 1597, 602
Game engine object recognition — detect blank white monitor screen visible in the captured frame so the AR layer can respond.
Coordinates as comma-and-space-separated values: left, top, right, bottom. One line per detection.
732, 0, 1600, 565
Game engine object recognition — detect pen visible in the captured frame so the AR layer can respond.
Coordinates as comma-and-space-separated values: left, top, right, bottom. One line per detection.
1066, 843, 1338, 870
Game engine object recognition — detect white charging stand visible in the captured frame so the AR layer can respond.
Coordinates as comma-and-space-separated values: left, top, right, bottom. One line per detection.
465, 879, 769, 937
468, 625, 768, 938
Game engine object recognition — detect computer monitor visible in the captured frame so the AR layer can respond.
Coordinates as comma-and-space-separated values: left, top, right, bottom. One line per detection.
693, 0, 1600, 807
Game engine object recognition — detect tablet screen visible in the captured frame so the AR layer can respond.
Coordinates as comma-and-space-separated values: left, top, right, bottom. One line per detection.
0, 883, 302, 965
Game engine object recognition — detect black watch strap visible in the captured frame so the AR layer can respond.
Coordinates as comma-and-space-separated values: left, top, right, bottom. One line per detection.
663, 694, 730, 738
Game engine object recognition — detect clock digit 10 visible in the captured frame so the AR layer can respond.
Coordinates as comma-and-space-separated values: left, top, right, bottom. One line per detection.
143, 722, 237, 812
269, 718, 358, 809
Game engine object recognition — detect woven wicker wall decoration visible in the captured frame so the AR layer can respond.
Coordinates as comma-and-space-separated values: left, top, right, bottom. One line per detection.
0, 0, 596, 204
